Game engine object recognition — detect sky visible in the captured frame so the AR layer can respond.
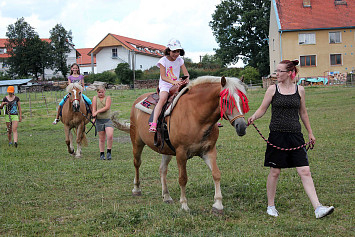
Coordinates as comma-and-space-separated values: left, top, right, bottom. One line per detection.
0, 0, 243, 66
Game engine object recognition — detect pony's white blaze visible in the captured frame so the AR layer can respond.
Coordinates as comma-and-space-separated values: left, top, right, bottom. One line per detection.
234, 92, 243, 115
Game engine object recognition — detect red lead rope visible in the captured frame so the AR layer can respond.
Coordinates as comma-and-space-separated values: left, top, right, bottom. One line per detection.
249, 122, 314, 151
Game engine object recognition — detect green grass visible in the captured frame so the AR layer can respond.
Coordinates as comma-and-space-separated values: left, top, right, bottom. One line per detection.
0, 85, 354, 236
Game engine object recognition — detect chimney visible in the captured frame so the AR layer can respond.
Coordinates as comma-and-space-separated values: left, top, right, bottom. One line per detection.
303, 0, 311, 7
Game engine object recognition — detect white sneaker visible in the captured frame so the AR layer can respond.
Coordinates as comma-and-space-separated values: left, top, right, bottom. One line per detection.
267, 206, 279, 217
315, 205, 334, 219
52, 119, 59, 125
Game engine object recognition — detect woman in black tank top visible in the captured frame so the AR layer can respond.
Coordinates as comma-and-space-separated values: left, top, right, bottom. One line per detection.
247, 60, 334, 219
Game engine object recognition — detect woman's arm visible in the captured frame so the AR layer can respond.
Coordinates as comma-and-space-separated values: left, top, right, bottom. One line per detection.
18, 101, 22, 122
298, 86, 315, 142
247, 85, 275, 124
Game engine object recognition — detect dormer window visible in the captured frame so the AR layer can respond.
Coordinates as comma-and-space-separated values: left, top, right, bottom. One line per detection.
334, 0, 347, 5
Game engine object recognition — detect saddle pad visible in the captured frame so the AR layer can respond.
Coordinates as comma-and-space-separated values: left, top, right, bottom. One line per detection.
134, 87, 189, 116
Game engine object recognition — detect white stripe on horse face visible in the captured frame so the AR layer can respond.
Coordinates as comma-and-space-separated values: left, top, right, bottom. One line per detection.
233, 93, 243, 116
72, 89, 77, 100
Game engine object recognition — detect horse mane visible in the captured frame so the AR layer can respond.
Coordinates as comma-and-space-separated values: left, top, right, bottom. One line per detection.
187, 76, 247, 95
66, 82, 83, 93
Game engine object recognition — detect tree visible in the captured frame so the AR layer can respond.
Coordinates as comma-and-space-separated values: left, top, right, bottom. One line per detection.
115, 63, 133, 85
49, 24, 73, 78
210, 0, 270, 77
5, 17, 39, 78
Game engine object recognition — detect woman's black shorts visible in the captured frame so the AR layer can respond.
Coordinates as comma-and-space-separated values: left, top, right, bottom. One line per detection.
264, 132, 309, 168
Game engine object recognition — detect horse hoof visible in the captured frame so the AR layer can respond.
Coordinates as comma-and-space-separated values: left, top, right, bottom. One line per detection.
132, 191, 142, 196
164, 199, 174, 204
212, 207, 224, 216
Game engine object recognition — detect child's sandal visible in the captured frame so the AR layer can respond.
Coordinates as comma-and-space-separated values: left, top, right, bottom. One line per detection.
149, 122, 157, 133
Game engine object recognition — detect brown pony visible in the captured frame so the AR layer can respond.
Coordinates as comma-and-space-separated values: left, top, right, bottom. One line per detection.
112, 76, 249, 213
61, 83, 89, 157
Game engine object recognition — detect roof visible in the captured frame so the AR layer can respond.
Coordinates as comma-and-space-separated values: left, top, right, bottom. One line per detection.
76, 48, 96, 65
0, 79, 32, 86
0, 38, 54, 59
275, 0, 355, 31
89, 33, 166, 57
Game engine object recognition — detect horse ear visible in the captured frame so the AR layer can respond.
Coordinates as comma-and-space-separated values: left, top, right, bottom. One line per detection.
221, 76, 226, 87
240, 75, 244, 83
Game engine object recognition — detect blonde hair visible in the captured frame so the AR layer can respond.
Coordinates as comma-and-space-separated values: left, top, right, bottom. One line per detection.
96, 85, 106, 91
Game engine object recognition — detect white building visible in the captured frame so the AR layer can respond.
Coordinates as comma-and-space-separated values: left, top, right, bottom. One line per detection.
89, 33, 166, 73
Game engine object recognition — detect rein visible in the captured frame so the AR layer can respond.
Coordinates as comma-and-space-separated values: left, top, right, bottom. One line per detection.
249, 122, 314, 151
79, 110, 97, 136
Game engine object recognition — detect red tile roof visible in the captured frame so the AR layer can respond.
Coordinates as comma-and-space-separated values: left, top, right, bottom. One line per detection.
276, 0, 355, 31
90, 33, 166, 57
76, 48, 96, 65
0, 38, 53, 59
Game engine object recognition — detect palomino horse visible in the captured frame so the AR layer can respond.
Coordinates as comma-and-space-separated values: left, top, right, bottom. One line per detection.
112, 76, 249, 213
61, 83, 90, 158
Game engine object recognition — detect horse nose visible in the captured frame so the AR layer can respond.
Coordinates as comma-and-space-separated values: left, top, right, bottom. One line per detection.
73, 103, 80, 112
234, 119, 247, 136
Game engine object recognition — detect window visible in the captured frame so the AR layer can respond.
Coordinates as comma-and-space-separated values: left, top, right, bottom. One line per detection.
112, 48, 117, 58
330, 54, 342, 66
329, 32, 341, 43
0, 48, 4, 54
335, 0, 347, 5
299, 33, 316, 45
300, 55, 316, 67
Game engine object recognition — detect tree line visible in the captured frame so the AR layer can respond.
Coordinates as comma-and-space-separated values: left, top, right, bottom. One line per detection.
3, 0, 271, 85
4, 17, 72, 80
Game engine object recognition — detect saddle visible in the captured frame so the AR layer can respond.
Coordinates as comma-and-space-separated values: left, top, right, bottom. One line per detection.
143, 82, 188, 152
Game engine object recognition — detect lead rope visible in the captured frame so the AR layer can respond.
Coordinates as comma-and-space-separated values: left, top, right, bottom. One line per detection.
249, 122, 314, 151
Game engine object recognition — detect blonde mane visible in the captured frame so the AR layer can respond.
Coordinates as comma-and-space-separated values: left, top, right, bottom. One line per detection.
66, 82, 83, 93
187, 76, 247, 95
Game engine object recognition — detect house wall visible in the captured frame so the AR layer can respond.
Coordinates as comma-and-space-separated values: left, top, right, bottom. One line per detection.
96, 46, 161, 73
43, 48, 78, 79
269, 2, 281, 75
281, 29, 355, 78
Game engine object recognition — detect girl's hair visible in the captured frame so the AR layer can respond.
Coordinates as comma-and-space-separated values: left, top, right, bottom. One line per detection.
280, 60, 299, 79
70, 63, 81, 75
163, 47, 185, 56
96, 85, 106, 91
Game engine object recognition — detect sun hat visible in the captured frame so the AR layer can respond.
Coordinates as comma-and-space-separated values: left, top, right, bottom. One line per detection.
7, 86, 15, 93
167, 38, 183, 51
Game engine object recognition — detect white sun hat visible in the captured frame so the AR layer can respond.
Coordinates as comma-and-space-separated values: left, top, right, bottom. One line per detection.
167, 38, 183, 51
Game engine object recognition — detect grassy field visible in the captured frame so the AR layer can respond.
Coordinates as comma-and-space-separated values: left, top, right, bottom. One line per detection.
0, 85, 354, 236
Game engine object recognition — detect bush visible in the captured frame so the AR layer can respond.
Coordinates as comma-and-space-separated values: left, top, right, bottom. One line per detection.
115, 63, 133, 85
239, 66, 261, 85
85, 71, 117, 84
0, 72, 11, 80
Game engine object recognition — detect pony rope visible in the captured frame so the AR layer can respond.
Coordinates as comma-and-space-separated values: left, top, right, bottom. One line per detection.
250, 122, 314, 151
220, 89, 249, 119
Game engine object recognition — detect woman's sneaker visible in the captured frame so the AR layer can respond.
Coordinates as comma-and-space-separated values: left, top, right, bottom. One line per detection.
315, 205, 334, 219
267, 206, 279, 217
52, 119, 59, 125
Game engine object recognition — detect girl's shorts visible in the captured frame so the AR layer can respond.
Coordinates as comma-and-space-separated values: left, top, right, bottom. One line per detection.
264, 132, 309, 168
5, 115, 19, 123
159, 83, 173, 93
96, 119, 113, 132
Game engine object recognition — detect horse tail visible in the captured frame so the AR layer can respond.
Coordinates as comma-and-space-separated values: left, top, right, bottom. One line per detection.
111, 111, 130, 134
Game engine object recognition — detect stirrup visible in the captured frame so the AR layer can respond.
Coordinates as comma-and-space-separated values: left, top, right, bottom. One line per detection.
149, 122, 157, 133
52, 118, 60, 125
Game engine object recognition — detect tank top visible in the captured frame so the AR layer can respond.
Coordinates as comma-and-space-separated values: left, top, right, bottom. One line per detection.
96, 96, 111, 119
269, 84, 301, 133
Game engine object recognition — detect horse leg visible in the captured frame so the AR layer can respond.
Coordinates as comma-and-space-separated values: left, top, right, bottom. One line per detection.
202, 147, 223, 214
65, 126, 74, 155
160, 154, 173, 203
75, 124, 84, 158
176, 151, 189, 211
132, 140, 144, 196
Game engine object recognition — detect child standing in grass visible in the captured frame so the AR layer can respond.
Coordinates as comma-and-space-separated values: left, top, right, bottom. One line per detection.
0, 86, 22, 147
92, 86, 114, 160
248, 60, 334, 219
